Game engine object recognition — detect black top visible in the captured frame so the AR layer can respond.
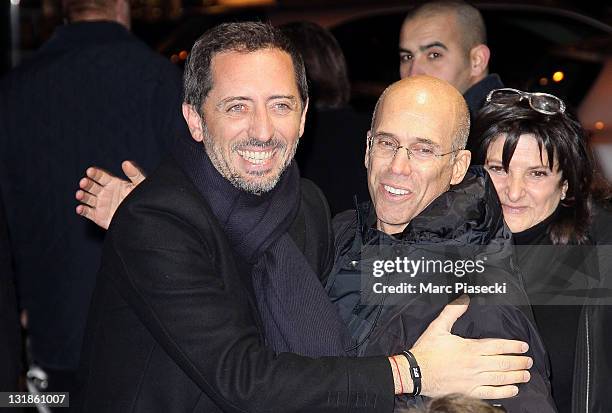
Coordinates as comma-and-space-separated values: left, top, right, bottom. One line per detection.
328, 167, 556, 412
0, 21, 186, 369
513, 210, 586, 413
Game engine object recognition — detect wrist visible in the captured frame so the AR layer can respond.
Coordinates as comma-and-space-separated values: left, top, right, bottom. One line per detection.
388, 355, 413, 395
402, 350, 422, 397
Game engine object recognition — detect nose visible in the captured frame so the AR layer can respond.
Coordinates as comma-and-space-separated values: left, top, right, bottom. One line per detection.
389, 147, 412, 176
506, 173, 525, 202
248, 106, 274, 142
408, 56, 426, 77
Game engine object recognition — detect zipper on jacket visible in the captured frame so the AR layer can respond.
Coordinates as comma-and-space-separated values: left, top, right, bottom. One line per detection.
585, 310, 590, 413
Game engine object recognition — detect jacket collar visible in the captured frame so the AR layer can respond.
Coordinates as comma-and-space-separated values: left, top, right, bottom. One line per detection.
464, 74, 504, 115
357, 166, 509, 245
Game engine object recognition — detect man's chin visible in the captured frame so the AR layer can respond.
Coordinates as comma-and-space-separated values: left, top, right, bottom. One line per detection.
231, 171, 282, 195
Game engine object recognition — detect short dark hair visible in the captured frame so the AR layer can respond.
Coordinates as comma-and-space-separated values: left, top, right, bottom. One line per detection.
280, 21, 350, 110
472, 97, 593, 244
183, 22, 308, 114
404, 1, 487, 53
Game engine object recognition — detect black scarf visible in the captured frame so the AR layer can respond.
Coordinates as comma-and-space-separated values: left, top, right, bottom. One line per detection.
172, 136, 350, 357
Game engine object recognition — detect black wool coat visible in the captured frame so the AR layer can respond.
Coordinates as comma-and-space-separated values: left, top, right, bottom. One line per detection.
76, 157, 395, 413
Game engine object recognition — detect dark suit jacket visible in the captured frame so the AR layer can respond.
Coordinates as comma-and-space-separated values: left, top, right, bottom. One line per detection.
76, 157, 394, 412
0, 21, 186, 369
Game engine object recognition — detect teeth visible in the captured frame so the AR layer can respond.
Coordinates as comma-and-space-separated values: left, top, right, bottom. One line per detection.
384, 185, 409, 195
237, 150, 274, 164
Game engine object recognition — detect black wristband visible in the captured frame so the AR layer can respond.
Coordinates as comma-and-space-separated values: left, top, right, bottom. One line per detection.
402, 350, 422, 397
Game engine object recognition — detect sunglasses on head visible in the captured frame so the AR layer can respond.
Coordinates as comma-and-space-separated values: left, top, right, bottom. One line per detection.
486, 88, 566, 115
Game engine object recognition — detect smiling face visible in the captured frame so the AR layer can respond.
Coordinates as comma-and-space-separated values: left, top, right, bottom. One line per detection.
485, 134, 568, 233
366, 76, 470, 234
399, 12, 474, 93
182, 48, 307, 194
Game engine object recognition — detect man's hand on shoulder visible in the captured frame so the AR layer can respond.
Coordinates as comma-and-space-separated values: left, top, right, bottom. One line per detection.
75, 160, 146, 230
410, 295, 532, 399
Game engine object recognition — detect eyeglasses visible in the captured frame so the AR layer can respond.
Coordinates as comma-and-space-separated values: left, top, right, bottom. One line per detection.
486, 88, 566, 115
368, 134, 459, 161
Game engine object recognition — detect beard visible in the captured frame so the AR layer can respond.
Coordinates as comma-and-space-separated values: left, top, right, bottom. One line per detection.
201, 122, 299, 195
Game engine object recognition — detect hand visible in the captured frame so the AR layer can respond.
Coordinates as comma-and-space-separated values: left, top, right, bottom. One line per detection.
75, 160, 146, 230
410, 295, 532, 399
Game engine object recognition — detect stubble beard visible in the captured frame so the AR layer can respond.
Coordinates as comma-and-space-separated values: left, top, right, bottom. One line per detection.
201, 122, 298, 195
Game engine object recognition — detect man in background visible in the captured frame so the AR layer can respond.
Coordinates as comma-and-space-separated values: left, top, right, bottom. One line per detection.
399, 0, 504, 151
0, 0, 185, 397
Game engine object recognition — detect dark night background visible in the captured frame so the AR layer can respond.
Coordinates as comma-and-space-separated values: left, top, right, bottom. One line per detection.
1, 0, 612, 76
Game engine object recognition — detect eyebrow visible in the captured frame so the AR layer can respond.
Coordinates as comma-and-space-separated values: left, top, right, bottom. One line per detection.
415, 137, 440, 149
486, 159, 552, 170
216, 96, 252, 109
372, 131, 399, 140
399, 41, 449, 54
269, 95, 298, 103
373, 132, 440, 148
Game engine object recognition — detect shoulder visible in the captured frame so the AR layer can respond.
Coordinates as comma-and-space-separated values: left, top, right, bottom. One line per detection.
109, 157, 216, 251
332, 209, 358, 238
590, 201, 612, 244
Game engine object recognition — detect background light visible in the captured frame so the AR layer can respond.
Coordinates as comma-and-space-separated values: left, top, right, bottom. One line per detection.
552, 71, 564, 82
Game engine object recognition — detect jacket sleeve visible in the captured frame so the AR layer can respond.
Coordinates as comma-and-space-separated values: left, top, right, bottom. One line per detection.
455, 300, 558, 413
103, 185, 395, 413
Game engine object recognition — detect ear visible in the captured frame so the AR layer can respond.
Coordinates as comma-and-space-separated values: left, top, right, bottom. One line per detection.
561, 180, 569, 200
115, 0, 131, 29
469, 44, 490, 79
364, 131, 372, 170
298, 98, 309, 138
450, 150, 471, 185
182, 103, 205, 143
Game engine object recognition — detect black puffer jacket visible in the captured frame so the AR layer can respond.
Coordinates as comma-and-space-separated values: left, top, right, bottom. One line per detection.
326, 167, 557, 412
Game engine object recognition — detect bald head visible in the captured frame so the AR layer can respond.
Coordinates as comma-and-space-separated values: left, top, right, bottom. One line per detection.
398, 1, 490, 93
372, 76, 470, 151
366, 75, 472, 234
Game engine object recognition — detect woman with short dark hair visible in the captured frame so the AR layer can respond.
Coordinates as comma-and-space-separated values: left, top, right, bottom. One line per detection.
472, 89, 611, 413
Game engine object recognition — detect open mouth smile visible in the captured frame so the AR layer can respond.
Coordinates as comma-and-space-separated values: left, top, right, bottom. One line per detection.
236, 149, 275, 165
383, 184, 411, 196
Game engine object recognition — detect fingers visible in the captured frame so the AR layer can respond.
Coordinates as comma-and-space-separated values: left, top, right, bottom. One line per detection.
475, 354, 533, 373
477, 370, 530, 387
469, 338, 529, 356
86, 166, 115, 186
472, 385, 519, 400
75, 189, 96, 207
75, 204, 94, 220
76, 204, 109, 229
428, 294, 470, 332
78, 176, 103, 195
122, 160, 146, 185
